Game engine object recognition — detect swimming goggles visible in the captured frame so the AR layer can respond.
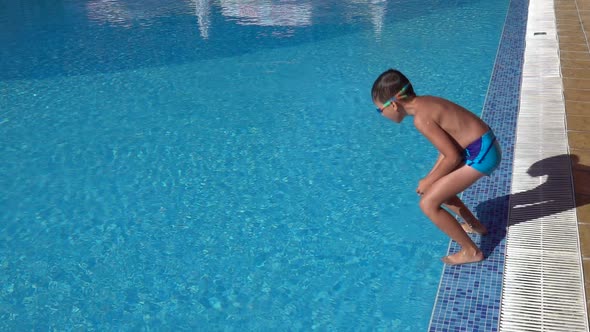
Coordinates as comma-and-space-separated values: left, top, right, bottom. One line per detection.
376, 83, 410, 113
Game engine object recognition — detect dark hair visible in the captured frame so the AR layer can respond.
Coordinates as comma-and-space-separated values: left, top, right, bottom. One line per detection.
371, 69, 416, 103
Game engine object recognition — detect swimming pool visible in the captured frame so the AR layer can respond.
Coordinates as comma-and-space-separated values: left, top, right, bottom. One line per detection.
0, 0, 508, 330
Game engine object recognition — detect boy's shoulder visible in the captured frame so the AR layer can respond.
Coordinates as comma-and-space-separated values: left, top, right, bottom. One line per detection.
412, 96, 458, 128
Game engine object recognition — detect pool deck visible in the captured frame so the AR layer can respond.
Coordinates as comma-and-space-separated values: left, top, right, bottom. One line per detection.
557, 0, 590, 316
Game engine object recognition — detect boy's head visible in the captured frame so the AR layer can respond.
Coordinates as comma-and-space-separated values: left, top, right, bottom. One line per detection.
371, 69, 416, 104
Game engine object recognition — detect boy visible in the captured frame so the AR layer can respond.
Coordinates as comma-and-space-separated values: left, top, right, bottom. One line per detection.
371, 69, 501, 265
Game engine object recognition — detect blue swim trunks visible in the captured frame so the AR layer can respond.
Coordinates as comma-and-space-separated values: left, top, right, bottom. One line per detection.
464, 130, 502, 175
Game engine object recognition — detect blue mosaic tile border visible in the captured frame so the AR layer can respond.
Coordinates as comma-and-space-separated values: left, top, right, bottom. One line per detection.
428, 0, 529, 331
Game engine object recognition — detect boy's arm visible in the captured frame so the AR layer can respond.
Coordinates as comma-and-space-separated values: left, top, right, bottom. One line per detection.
414, 118, 463, 193
428, 153, 444, 176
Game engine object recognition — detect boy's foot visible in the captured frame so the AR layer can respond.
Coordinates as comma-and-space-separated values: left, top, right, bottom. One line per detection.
441, 250, 484, 266
460, 221, 488, 235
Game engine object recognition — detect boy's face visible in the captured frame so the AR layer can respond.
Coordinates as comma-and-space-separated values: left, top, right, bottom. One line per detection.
374, 100, 404, 123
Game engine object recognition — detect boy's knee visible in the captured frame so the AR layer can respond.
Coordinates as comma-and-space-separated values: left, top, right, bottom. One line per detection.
419, 195, 437, 215
420, 193, 448, 216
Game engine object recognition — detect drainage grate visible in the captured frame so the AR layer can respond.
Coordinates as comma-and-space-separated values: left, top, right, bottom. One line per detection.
498, 0, 589, 331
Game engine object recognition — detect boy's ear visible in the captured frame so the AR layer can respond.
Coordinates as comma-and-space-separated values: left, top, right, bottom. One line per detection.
391, 102, 399, 112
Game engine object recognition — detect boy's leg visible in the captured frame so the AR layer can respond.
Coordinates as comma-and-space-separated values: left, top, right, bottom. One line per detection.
420, 165, 485, 265
444, 196, 488, 235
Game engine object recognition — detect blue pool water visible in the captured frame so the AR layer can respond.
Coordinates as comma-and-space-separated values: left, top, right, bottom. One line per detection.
0, 0, 508, 330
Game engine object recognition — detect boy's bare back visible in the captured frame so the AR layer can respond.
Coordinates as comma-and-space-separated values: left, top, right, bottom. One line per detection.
411, 96, 489, 150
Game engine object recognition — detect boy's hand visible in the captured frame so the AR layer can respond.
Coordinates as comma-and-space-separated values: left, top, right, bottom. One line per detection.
416, 177, 434, 196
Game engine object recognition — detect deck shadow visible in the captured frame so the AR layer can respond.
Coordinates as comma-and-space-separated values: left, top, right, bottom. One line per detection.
474, 154, 590, 257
